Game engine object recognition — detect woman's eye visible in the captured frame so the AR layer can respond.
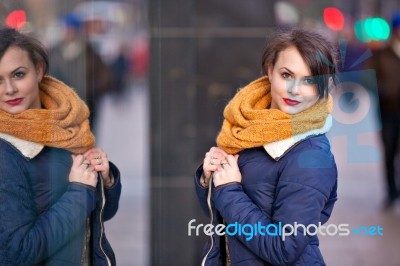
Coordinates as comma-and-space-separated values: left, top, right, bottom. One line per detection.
281, 72, 291, 79
303, 78, 315, 84
14, 72, 25, 78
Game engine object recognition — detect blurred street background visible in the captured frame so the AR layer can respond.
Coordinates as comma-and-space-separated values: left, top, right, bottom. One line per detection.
2, 0, 400, 265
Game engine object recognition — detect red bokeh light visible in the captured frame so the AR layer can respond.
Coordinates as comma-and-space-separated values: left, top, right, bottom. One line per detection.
6, 10, 27, 30
323, 7, 344, 31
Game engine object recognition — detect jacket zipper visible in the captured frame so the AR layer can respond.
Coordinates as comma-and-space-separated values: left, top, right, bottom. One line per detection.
224, 231, 231, 265
99, 175, 112, 266
201, 174, 214, 266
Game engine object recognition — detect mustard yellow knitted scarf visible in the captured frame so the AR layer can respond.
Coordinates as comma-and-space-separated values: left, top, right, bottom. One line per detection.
216, 76, 332, 154
0, 76, 94, 154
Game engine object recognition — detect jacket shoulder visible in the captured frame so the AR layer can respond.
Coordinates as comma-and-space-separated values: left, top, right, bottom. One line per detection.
291, 135, 334, 166
302, 134, 331, 151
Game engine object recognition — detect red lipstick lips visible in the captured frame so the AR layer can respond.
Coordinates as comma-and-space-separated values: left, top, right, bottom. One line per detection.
5, 98, 23, 106
283, 98, 300, 106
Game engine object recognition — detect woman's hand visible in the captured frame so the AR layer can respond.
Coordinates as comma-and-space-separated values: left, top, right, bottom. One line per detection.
69, 154, 98, 187
83, 147, 114, 187
213, 154, 241, 187
201, 147, 229, 187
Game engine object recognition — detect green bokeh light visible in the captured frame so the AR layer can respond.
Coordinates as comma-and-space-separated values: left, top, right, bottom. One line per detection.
354, 17, 390, 42
354, 20, 370, 42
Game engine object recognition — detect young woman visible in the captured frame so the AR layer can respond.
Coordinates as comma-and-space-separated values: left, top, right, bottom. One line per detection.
0, 27, 121, 265
195, 29, 338, 265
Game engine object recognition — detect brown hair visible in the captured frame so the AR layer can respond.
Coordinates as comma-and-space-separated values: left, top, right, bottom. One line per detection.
0, 27, 49, 75
262, 28, 338, 98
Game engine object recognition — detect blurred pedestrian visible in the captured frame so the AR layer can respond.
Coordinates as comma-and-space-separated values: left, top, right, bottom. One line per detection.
0, 27, 121, 265
194, 28, 338, 265
49, 13, 114, 134
369, 12, 400, 208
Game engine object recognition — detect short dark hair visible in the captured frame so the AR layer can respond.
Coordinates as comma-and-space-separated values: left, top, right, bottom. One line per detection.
261, 28, 338, 99
0, 27, 49, 75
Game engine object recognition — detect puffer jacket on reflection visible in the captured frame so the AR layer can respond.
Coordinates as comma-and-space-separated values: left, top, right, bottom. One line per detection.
0, 139, 121, 266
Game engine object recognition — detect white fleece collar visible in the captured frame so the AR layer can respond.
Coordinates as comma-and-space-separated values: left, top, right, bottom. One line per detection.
263, 115, 332, 160
0, 132, 44, 159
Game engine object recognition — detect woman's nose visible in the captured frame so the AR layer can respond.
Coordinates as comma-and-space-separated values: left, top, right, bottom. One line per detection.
4, 80, 17, 95
287, 79, 301, 95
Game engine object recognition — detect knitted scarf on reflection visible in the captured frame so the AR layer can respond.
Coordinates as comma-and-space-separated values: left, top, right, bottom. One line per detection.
216, 76, 332, 154
0, 76, 94, 154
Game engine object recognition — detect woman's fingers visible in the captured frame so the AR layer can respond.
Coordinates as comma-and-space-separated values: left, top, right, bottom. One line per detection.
69, 154, 98, 187
206, 148, 227, 160
202, 146, 232, 187
84, 147, 111, 182
204, 163, 218, 171
85, 149, 106, 162
213, 154, 241, 187
204, 147, 229, 168
71, 154, 85, 167
210, 146, 229, 158
83, 148, 109, 170
83, 147, 103, 157
89, 155, 107, 167
215, 154, 237, 171
206, 157, 224, 166
226, 154, 239, 169
93, 164, 109, 174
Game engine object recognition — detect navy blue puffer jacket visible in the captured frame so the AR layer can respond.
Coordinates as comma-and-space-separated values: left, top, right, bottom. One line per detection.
0, 138, 121, 265
195, 134, 337, 266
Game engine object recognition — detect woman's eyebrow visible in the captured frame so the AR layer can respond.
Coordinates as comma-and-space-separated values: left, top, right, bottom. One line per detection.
11, 66, 25, 73
279, 67, 294, 74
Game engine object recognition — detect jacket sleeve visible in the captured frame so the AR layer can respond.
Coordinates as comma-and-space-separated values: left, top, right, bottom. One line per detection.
103, 161, 122, 221
0, 153, 96, 265
194, 164, 211, 217
213, 147, 337, 265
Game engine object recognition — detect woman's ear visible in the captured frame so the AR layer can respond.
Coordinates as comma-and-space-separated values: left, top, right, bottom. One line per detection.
267, 63, 273, 80
36, 62, 44, 83
328, 76, 334, 91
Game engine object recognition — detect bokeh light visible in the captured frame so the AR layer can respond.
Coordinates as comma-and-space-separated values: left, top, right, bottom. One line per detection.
365, 17, 390, 40
274, 1, 300, 25
323, 7, 345, 31
354, 17, 390, 42
6, 10, 27, 30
